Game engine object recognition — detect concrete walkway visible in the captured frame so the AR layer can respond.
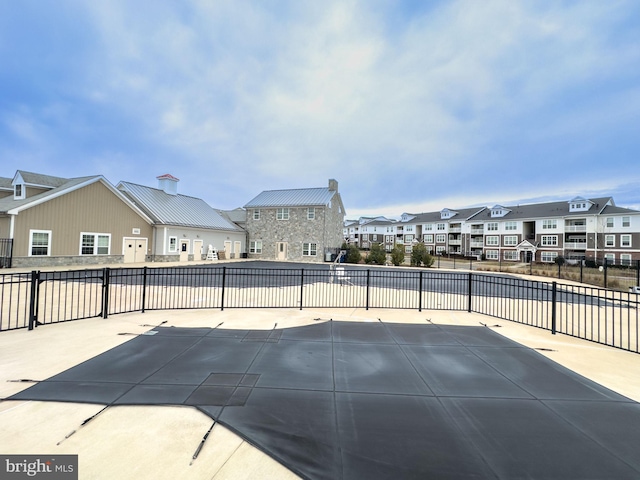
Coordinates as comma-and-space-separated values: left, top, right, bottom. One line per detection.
1, 306, 640, 479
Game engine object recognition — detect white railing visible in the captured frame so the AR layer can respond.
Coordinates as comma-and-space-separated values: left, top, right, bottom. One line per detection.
565, 225, 587, 232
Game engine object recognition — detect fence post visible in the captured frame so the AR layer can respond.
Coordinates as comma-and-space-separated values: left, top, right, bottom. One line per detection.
467, 272, 473, 313
418, 270, 423, 312
366, 269, 370, 310
636, 259, 639, 287
580, 261, 583, 284
551, 281, 557, 335
453, 256, 456, 269
141, 266, 148, 313
102, 268, 110, 319
604, 259, 608, 289
299, 269, 304, 310
28, 270, 39, 330
220, 267, 226, 311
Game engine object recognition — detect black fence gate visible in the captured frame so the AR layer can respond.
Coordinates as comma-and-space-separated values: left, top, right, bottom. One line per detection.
0, 239, 12, 268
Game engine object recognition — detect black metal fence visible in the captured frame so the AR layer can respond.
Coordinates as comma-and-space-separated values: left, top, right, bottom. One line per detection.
0, 239, 12, 268
1, 266, 638, 353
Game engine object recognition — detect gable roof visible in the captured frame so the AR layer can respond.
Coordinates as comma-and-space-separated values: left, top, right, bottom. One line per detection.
244, 187, 338, 208
118, 181, 243, 231
473, 197, 615, 221
13, 170, 69, 188
0, 174, 154, 222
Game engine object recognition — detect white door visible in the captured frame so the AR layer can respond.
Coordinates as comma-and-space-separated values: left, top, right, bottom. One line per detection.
193, 240, 203, 261
179, 239, 189, 262
277, 242, 287, 261
224, 240, 232, 259
234, 241, 241, 259
123, 238, 148, 263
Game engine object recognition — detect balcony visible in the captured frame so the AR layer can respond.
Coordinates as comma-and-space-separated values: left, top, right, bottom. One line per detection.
470, 241, 484, 248
449, 239, 462, 246
565, 225, 587, 232
565, 241, 587, 250
449, 227, 461, 233
470, 227, 484, 234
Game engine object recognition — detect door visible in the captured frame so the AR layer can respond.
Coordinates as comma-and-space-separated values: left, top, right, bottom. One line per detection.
224, 240, 232, 259
193, 240, 203, 261
277, 242, 287, 261
123, 238, 148, 264
234, 241, 241, 259
179, 239, 189, 262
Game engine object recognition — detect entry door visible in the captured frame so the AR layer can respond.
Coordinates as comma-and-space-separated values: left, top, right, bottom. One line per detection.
123, 238, 148, 263
224, 240, 232, 259
234, 241, 241, 259
179, 240, 189, 262
277, 242, 287, 261
193, 240, 203, 261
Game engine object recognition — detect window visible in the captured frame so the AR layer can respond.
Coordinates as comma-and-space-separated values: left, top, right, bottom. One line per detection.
29, 230, 51, 256
503, 236, 518, 246
404, 246, 412, 253
437, 223, 445, 231
606, 217, 614, 228
81, 233, 110, 255
541, 235, 557, 246
504, 221, 517, 231
486, 222, 498, 231
621, 235, 631, 247
424, 224, 433, 231
424, 234, 434, 243
404, 234, 414, 243
542, 219, 557, 229
277, 208, 289, 220
485, 236, 499, 246
307, 208, 315, 220
406, 225, 414, 232
15, 184, 24, 199
372, 235, 378, 241
503, 251, 519, 261
436, 246, 446, 254
253, 210, 260, 220
622, 216, 630, 227
605, 235, 615, 247
541, 252, 558, 263
604, 253, 615, 265
485, 250, 499, 260
169, 237, 177, 252
249, 241, 262, 254
620, 254, 632, 266
436, 234, 446, 243
302, 242, 317, 256
386, 235, 393, 243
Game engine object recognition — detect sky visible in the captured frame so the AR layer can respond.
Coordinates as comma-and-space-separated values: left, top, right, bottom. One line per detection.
1, 0, 640, 219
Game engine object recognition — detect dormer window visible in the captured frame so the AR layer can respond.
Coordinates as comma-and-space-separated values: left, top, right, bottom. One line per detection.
490, 205, 510, 218
14, 184, 25, 199
569, 197, 591, 212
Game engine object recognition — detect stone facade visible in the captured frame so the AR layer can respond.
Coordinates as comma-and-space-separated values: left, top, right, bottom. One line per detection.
245, 180, 345, 263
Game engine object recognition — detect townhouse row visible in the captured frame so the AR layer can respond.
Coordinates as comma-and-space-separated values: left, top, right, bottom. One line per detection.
0, 170, 345, 268
344, 196, 640, 265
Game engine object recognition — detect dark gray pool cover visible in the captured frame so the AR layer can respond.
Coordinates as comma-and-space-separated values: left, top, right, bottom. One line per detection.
9, 321, 640, 479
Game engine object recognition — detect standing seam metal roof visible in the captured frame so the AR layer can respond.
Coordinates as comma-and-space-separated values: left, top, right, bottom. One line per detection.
118, 182, 242, 231
244, 187, 337, 208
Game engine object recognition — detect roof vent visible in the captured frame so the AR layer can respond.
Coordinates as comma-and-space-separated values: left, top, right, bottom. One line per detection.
157, 174, 179, 195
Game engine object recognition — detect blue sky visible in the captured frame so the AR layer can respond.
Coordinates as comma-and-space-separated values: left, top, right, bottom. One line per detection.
1, 1, 639, 218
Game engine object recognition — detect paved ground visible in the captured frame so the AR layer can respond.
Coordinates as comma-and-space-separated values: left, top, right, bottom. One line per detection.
1, 305, 640, 479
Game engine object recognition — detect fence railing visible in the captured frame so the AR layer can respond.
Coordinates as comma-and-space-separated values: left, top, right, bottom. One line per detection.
1, 266, 638, 353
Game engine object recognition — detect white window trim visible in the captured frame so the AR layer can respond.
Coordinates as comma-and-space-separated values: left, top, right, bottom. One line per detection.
253, 210, 261, 220
14, 184, 25, 200
168, 236, 178, 253
485, 236, 499, 246
503, 236, 518, 246
307, 207, 315, 220
277, 208, 290, 220
80, 232, 111, 255
541, 235, 558, 246
29, 229, 52, 257
605, 235, 615, 247
250, 240, 263, 254
302, 242, 317, 256
621, 235, 632, 247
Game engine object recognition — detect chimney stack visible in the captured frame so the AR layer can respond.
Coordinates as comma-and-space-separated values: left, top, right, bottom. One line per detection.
328, 179, 338, 192
157, 174, 179, 195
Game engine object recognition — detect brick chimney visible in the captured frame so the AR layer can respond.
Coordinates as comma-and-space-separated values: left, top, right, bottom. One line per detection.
328, 179, 338, 192
157, 174, 179, 195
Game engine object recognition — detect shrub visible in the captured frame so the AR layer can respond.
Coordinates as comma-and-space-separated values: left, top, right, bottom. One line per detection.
411, 243, 434, 267
345, 244, 362, 264
365, 243, 387, 265
390, 244, 405, 266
